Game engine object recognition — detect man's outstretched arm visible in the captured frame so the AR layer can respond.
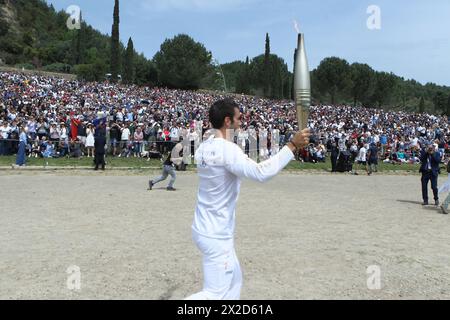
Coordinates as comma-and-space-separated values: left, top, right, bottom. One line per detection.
225, 144, 295, 183
225, 129, 310, 183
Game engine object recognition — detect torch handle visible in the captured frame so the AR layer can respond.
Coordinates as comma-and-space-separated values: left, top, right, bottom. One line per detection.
295, 87, 310, 130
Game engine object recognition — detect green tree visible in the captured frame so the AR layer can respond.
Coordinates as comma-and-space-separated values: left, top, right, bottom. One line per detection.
74, 64, 95, 81
283, 72, 292, 100
235, 56, 251, 94
372, 72, 398, 108
243, 56, 251, 94
110, 0, 120, 82
123, 37, 135, 84
447, 94, 450, 116
0, 0, 153, 77
263, 33, 271, 96
247, 53, 289, 99
153, 34, 212, 89
134, 53, 157, 86
0, 18, 8, 37
433, 91, 447, 113
314, 57, 352, 104
74, 11, 84, 65
74, 59, 106, 82
419, 96, 425, 113
292, 48, 297, 100
227, 61, 245, 93
350, 63, 375, 107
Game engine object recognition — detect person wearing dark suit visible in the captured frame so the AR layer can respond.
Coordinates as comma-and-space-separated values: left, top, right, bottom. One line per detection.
367, 142, 379, 175
94, 127, 107, 171
419, 144, 441, 206
330, 142, 339, 173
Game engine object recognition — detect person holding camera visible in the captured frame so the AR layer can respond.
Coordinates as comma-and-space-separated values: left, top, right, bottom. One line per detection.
109, 122, 121, 156
419, 143, 441, 206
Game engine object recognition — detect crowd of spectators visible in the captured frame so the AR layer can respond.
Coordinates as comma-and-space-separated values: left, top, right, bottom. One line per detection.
1, 72, 448, 167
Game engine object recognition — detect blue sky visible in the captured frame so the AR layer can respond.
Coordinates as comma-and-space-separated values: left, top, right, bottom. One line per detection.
47, 0, 450, 86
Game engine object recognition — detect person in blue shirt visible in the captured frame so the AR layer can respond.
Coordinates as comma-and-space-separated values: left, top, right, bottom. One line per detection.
368, 142, 379, 175
419, 143, 442, 206
380, 132, 388, 157
42, 139, 55, 158
13, 126, 27, 167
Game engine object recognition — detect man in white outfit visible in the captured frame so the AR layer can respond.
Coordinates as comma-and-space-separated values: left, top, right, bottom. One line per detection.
185, 99, 310, 300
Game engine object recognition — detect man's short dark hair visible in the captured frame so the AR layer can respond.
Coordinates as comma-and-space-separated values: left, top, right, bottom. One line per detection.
209, 99, 239, 129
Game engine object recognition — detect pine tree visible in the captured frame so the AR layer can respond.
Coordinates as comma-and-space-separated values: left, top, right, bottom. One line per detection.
124, 37, 135, 84
110, 0, 120, 83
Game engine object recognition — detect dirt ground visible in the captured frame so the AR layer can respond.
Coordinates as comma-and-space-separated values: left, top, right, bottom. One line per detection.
0, 170, 449, 300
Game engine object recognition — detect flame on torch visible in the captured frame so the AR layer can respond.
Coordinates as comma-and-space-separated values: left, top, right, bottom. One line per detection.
293, 19, 300, 34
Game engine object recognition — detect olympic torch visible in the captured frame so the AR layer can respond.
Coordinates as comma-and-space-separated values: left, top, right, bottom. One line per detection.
294, 30, 311, 131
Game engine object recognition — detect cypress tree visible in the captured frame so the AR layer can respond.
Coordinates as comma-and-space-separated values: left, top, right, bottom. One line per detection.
75, 11, 84, 65
263, 33, 271, 97
110, 0, 120, 83
419, 96, 425, 113
292, 48, 297, 100
124, 37, 135, 84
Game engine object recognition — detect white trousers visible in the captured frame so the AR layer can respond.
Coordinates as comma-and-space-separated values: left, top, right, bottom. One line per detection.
185, 231, 242, 300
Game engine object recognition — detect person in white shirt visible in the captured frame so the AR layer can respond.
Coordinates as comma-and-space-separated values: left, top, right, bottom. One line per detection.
120, 124, 131, 155
85, 124, 95, 157
59, 123, 68, 141
352, 144, 368, 175
170, 125, 180, 142
116, 110, 124, 122
185, 99, 310, 300
0, 121, 11, 155
0, 122, 11, 139
188, 127, 200, 158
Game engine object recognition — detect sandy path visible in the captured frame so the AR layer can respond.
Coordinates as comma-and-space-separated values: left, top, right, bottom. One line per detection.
0, 172, 449, 299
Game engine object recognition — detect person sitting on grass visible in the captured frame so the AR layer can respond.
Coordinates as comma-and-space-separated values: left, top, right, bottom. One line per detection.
70, 139, 82, 158
397, 150, 407, 163
42, 139, 56, 158
316, 144, 326, 163
30, 136, 41, 158
147, 142, 162, 161
57, 139, 70, 158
